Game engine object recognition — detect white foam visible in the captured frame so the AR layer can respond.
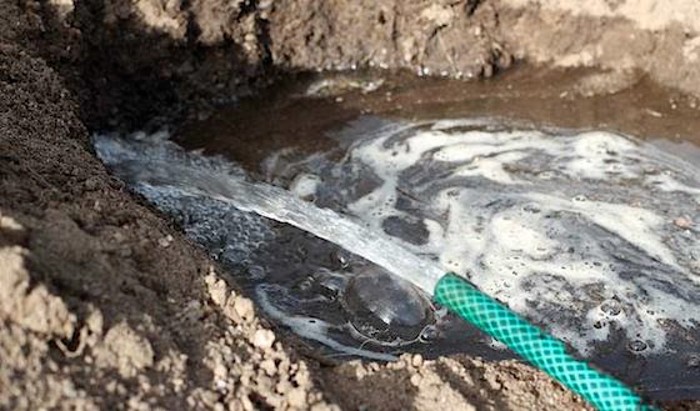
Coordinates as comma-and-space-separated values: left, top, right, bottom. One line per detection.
289, 173, 321, 199
317, 122, 700, 354
526, 193, 678, 268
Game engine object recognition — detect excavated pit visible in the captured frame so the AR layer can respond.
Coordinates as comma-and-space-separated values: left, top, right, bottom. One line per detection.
2, 0, 700, 409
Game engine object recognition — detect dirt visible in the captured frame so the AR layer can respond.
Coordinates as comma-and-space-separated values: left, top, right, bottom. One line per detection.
1, 0, 699, 409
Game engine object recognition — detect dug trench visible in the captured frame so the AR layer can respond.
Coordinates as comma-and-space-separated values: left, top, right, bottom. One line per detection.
1, 0, 699, 409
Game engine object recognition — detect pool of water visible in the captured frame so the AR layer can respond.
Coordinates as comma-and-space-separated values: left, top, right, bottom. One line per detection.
95, 67, 700, 400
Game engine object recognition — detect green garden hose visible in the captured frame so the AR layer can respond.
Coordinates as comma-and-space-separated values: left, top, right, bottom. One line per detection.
434, 273, 657, 411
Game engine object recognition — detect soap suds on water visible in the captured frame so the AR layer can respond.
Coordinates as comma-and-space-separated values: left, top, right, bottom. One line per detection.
93, 118, 700, 360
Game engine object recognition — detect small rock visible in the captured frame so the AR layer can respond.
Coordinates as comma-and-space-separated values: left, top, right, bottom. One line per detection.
0, 214, 27, 245
409, 374, 422, 387
93, 322, 154, 378
276, 380, 291, 394
420, 4, 454, 26
645, 108, 663, 118
486, 374, 502, 390
207, 278, 228, 307
411, 354, 423, 367
391, 360, 405, 370
287, 388, 307, 408
213, 363, 227, 378
260, 359, 276, 376
233, 297, 255, 321
252, 329, 275, 350
181, 300, 203, 322
158, 234, 174, 248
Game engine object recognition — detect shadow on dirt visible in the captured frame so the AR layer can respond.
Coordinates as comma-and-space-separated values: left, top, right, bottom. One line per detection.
23, 0, 274, 131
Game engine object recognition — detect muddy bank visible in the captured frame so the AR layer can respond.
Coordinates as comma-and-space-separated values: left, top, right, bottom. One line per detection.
18, 0, 700, 127
1, 0, 699, 409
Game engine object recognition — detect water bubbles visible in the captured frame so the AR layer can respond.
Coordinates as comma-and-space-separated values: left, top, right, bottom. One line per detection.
522, 204, 541, 213
289, 173, 320, 201
341, 266, 433, 343
600, 299, 622, 316
247, 265, 266, 280
295, 276, 315, 292
419, 325, 440, 343
331, 249, 352, 269
628, 340, 648, 353
537, 170, 556, 180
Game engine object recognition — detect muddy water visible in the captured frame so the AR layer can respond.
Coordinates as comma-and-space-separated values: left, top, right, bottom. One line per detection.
179, 67, 700, 168
99, 67, 700, 401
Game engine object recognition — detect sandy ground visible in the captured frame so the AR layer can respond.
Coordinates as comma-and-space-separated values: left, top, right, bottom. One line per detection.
1, 0, 699, 409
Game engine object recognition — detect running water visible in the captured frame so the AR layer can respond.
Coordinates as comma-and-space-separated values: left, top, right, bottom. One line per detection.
94, 131, 445, 295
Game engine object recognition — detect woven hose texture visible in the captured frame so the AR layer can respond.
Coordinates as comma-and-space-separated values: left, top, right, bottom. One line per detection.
434, 273, 657, 411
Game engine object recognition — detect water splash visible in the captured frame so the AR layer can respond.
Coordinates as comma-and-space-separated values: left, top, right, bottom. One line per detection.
94, 132, 444, 293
